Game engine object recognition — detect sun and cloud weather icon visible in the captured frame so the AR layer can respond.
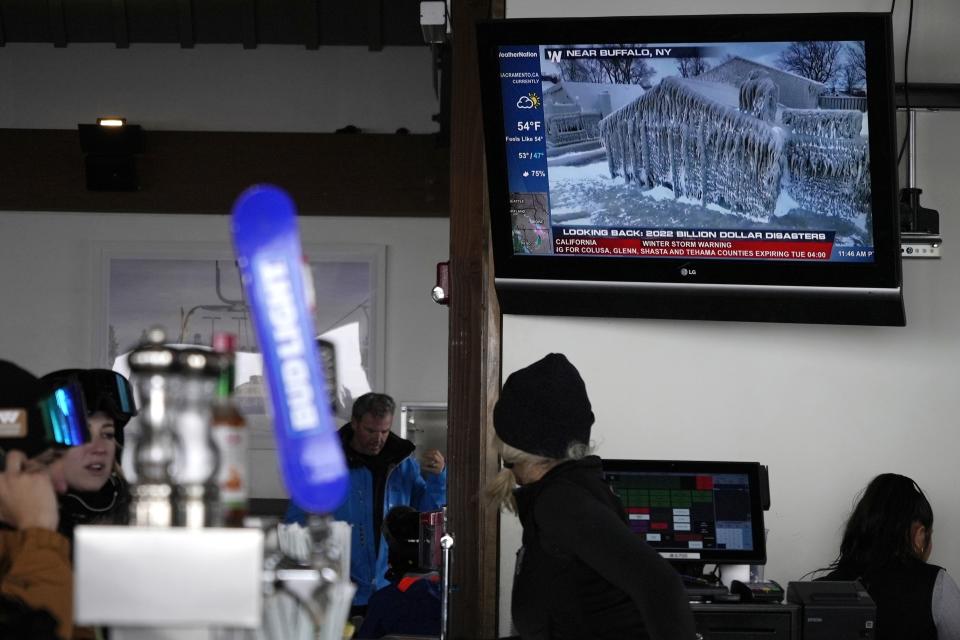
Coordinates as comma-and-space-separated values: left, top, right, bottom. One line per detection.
516, 93, 541, 109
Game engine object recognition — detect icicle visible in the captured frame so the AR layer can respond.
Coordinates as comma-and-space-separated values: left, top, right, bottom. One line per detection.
639, 120, 650, 186
627, 119, 639, 184
698, 118, 709, 207
739, 71, 779, 123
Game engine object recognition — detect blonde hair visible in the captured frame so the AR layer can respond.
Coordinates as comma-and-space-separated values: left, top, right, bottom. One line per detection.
483, 435, 593, 514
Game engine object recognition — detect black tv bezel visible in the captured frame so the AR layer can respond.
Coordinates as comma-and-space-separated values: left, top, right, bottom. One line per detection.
477, 13, 904, 325
602, 459, 767, 566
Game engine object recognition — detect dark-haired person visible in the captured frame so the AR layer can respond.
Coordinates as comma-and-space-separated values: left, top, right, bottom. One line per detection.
820, 473, 960, 640
0, 360, 76, 640
284, 392, 447, 612
40, 370, 136, 543
485, 353, 697, 640
356, 506, 441, 639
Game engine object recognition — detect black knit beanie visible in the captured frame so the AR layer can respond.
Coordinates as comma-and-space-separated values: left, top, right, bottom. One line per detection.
493, 353, 594, 459
0, 360, 48, 459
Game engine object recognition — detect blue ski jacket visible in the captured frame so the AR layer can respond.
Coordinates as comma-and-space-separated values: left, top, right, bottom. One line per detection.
284, 424, 447, 605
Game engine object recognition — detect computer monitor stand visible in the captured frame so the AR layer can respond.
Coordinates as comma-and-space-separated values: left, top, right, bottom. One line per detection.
719, 564, 751, 589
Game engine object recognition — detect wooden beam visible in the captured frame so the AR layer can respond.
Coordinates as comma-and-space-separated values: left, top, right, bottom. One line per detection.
47, 0, 67, 48
366, 0, 383, 51
0, 129, 448, 217
241, 0, 257, 49
303, 0, 321, 49
177, 0, 195, 48
112, 0, 130, 49
446, 0, 502, 638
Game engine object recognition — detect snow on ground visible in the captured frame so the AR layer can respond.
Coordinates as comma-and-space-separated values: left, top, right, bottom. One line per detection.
546, 159, 872, 245
647, 186, 677, 202
706, 202, 736, 214
547, 147, 608, 167
774, 190, 801, 217
853, 212, 868, 233
548, 160, 619, 183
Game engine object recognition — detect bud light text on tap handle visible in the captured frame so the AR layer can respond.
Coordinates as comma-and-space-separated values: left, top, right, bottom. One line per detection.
230, 185, 348, 514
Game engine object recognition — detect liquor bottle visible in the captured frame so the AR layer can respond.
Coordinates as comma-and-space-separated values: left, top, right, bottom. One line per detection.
211, 332, 249, 527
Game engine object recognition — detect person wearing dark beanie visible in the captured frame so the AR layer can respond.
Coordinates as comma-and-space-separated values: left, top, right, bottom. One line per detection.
493, 353, 594, 460
0, 360, 75, 640
486, 353, 697, 640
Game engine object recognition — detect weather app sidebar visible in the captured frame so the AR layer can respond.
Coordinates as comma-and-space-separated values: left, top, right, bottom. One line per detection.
498, 46, 552, 255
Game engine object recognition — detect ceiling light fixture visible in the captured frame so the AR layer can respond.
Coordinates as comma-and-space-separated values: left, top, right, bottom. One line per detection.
78, 118, 144, 191
96, 117, 127, 128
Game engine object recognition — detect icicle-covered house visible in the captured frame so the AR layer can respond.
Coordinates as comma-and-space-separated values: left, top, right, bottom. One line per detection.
597, 61, 869, 219
697, 57, 827, 109
543, 81, 645, 150
543, 82, 604, 148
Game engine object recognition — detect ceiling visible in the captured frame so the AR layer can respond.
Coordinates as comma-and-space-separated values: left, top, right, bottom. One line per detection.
0, 0, 426, 49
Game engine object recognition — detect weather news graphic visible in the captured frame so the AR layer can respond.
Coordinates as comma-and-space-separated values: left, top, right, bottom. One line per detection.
552, 227, 843, 260
497, 39, 876, 263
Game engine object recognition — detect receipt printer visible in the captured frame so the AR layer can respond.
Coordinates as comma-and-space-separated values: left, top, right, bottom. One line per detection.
787, 580, 876, 640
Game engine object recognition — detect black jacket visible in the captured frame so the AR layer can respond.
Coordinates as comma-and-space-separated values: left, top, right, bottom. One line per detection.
825, 557, 942, 640
338, 423, 416, 470
57, 473, 130, 544
511, 456, 697, 640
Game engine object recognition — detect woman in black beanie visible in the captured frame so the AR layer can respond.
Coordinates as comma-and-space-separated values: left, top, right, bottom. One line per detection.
486, 353, 697, 640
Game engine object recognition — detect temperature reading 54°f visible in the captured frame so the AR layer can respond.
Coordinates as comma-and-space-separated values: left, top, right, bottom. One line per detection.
517, 120, 542, 132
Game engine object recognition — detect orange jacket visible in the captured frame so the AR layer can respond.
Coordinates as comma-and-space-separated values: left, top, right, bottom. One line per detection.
1, 527, 73, 639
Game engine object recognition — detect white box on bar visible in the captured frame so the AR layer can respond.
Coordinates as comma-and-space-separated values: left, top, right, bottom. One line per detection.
75, 525, 263, 628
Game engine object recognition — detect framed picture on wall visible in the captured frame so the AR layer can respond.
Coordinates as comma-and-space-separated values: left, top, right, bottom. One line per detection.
91, 240, 386, 458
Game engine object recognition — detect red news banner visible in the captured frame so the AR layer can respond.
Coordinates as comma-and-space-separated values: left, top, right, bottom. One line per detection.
553, 230, 834, 260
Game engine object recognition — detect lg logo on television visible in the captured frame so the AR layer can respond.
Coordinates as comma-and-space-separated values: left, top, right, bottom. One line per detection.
680, 267, 697, 277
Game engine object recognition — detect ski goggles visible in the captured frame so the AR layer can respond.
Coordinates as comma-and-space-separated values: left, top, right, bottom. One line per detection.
0, 368, 89, 469
37, 379, 92, 450
41, 369, 137, 426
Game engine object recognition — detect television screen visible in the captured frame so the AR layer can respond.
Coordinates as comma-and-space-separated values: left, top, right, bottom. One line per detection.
503, 40, 875, 263
478, 14, 904, 325
603, 459, 766, 566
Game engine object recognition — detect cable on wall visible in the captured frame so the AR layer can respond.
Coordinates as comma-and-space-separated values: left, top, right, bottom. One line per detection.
896, 0, 915, 171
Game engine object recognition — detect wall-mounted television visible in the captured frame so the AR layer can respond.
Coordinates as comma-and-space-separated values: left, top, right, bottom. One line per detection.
477, 13, 904, 326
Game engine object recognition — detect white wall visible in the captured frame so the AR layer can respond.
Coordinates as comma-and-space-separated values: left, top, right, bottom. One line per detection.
0, 212, 450, 497
500, 0, 960, 634
0, 43, 438, 133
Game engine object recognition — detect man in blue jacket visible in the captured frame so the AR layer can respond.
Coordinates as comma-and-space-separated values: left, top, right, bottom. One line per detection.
284, 392, 446, 612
